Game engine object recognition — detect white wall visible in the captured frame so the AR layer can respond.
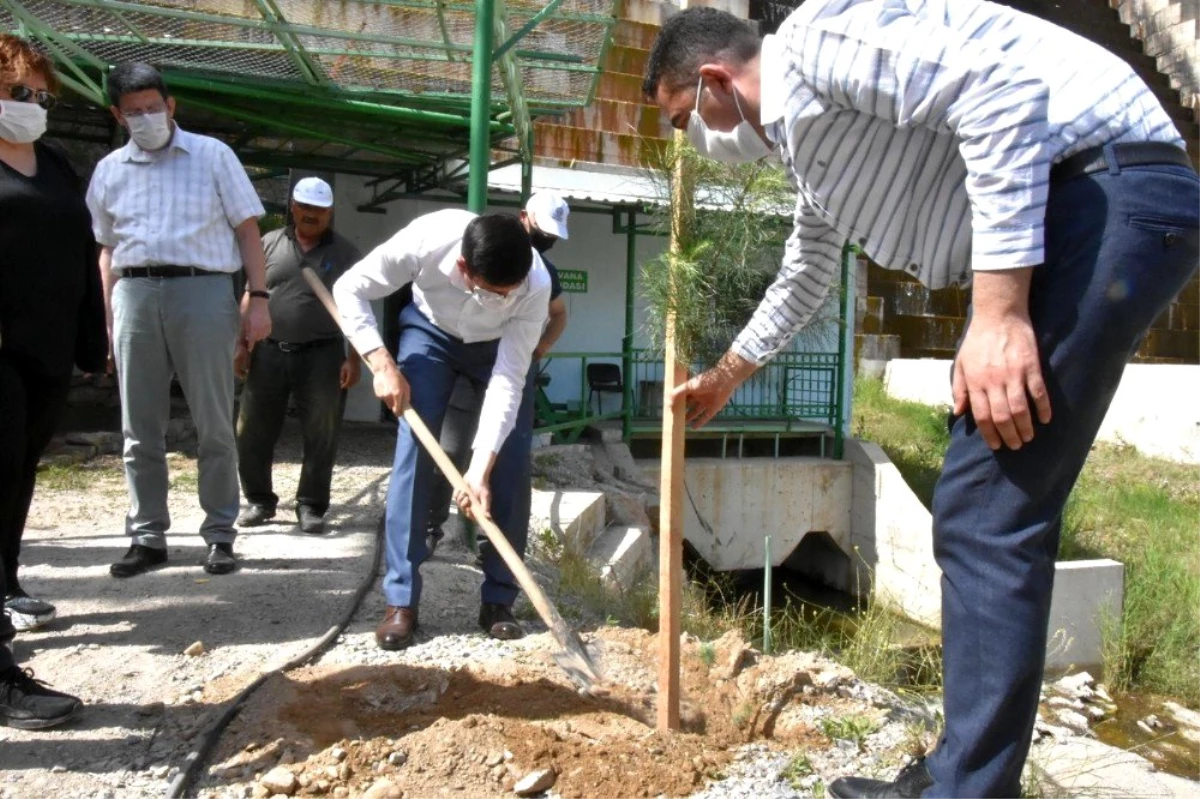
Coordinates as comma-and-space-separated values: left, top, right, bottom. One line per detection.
883, 359, 1200, 464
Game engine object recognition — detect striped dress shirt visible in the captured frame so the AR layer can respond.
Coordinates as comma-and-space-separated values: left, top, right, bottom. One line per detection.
86, 126, 265, 272
732, 0, 1186, 366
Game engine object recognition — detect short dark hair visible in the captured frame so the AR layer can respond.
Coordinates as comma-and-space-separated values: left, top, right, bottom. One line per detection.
642, 8, 760, 99
462, 213, 533, 287
107, 62, 169, 106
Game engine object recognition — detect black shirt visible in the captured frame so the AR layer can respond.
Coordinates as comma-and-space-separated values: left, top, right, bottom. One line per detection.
0, 142, 105, 376
543, 257, 563, 301
262, 226, 362, 344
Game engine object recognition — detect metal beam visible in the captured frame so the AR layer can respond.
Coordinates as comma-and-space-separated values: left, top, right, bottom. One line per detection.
493, 0, 568, 61
435, 0, 458, 63
250, 0, 328, 86
163, 73, 514, 134
491, 0, 532, 163
177, 94, 429, 165
468, 0, 495, 213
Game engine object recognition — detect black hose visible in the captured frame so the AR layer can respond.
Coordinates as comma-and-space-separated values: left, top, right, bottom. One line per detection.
167, 517, 384, 798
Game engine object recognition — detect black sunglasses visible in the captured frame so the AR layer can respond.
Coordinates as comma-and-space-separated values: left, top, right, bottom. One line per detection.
8, 84, 57, 111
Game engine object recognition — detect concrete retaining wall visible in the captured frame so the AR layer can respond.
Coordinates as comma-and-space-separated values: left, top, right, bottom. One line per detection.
883, 359, 1200, 463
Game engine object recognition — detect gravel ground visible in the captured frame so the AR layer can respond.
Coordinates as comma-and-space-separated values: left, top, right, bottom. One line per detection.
4, 421, 1197, 799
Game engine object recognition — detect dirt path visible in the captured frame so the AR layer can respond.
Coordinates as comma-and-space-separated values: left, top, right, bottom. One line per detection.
1, 422, 394, 799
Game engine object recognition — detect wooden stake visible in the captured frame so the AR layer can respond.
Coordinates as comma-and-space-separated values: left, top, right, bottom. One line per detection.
658, 126, 694, 732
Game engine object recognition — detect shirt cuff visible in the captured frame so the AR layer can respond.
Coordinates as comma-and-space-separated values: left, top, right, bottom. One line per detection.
730, 331, 774, 368
970, 225, 1044, 271
347, 327, 385, 358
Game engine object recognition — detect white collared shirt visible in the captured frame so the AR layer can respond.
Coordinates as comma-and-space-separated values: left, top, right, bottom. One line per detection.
86, 126, 265, 272
333, 208, 551, 455
732, 0, 1185, 365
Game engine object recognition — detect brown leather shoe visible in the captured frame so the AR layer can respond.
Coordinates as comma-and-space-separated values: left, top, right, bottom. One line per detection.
376, 606, 418, 651
479, 602, 524, 640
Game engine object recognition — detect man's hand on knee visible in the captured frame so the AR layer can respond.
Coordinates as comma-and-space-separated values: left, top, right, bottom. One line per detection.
952, 271, 1052, 451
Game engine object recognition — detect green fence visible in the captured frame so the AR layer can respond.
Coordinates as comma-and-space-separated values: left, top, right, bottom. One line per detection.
533, 349, 842, 449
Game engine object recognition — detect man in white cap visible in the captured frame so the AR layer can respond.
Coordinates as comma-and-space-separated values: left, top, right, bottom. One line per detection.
234, 177, 362, 535
424, 191, 571, 557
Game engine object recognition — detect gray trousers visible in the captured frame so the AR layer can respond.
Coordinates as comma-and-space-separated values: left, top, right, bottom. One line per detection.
113, 275, 240, 548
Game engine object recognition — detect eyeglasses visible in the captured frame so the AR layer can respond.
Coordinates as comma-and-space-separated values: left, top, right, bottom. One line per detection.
7, 84, 57, 111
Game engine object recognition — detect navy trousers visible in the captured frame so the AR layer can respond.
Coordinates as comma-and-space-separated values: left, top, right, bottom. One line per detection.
925, 157, 1199, 797
382, 304, 534, 609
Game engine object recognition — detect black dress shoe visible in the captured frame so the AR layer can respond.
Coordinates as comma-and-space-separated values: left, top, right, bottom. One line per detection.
110, 545, 168, 578
297, 505, 326, 535
376, 606, 418, 650
827, 757, 934, 798
479, 602, 524, 640
202, 543, 238, 575
236, 504, 275, 526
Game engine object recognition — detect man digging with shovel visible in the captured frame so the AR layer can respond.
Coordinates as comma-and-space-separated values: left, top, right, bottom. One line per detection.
333, 209, 550, 651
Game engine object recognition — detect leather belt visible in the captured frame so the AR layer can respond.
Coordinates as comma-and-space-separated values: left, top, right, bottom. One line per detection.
266, 337, 342, 353
119, 265, 225, 279
1051, 142, 1193, 183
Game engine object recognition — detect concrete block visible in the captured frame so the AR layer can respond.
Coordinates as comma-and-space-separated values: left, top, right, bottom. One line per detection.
639, 457, 852, 572
1045, 559, 1124, 674
587, 525, 652, 589
530, 490, 606, 553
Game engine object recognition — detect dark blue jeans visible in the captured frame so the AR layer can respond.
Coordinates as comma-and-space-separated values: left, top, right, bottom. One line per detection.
383, 305, 534, 609
925, 158, 1199, 797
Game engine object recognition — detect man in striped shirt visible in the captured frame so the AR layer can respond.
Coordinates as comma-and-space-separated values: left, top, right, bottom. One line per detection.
87, 64, 271, 579
644, 3, 1198, 797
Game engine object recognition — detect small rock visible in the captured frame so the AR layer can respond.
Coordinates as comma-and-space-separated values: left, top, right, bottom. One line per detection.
362, 778, 403, 799
1085, 705, 1107, 721
314, 780, 331, 794
387, 751, 407, 767
259, 766, 298, 796
1055, 672, 1094, 698
50, 766, 67, 774
723, 646, 751, 680
337, 763, 351, 781
184, 641, 206, 657
1056, 710, 1091, 733
151, 765, 170, 779
324, 766, 339, 780
491, 765, 506, 782
330, 747, 348, 762
332, 789, 349, 799
514, 768, 557, 797
485, 752, 504, 767
1047, 696, 1084, 711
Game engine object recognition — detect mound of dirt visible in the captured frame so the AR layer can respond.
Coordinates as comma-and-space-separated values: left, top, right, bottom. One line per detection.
205, 628, 857, 799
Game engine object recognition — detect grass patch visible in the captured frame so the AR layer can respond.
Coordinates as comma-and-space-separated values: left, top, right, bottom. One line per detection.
853, 375, 1200, 706
819, 714, 879, 749
781, 753, 813, 790
36, 457, 124, 492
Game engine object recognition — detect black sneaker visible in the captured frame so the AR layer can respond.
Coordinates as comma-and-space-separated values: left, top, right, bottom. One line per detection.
4, 590, 56, 632
827, 757, 934, 798
237, 504, 275, 527
0, 667, 82, 729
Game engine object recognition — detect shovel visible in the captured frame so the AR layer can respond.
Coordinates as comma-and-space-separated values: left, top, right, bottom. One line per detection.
299, 268, 601, 686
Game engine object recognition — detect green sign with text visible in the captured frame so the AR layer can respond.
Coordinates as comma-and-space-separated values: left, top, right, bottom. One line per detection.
557, 269, 588, 293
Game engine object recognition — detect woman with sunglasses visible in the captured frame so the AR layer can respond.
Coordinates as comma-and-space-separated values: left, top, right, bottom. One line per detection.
0, 33, 104, 729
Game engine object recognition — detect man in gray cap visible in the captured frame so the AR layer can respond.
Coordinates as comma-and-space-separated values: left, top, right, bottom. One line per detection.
234, 177, 362, 535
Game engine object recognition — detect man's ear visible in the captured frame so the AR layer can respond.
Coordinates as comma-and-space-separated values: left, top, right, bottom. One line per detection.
166, 96, 177, 119
698, 63, 736, 95
109, 106, 125, 127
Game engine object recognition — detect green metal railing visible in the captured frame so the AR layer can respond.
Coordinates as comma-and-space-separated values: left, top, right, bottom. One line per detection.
533, 349, 843, 450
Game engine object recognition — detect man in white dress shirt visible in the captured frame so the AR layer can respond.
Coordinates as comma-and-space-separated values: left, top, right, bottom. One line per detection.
333, 210, 549, 650
87, 63, 271, 579
643, 4, 1198, 797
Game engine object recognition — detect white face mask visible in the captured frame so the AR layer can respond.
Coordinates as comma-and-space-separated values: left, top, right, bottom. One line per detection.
471, 285, 516, 312
687, 77, 773, 164
125, 111, 172, 151
0, 100, 48, 144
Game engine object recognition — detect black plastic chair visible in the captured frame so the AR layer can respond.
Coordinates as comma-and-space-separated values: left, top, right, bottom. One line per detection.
586, 363, 623, 415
